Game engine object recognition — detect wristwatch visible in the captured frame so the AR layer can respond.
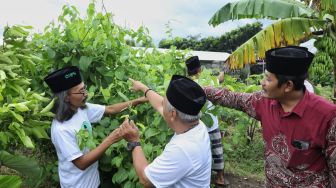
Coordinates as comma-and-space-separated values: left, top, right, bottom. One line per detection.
127, 141, 141, 151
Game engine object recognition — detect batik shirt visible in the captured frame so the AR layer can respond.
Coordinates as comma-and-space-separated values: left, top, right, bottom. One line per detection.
204, 87, 336, 188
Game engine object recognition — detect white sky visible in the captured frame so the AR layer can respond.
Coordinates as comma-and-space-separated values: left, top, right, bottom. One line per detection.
0, 0, 262, 46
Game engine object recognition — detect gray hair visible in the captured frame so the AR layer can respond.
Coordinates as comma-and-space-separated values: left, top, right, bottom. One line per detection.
51, 90, 76, 122
166, 100, 202, 123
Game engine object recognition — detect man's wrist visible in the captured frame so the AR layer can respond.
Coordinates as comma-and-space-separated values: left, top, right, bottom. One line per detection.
141, 86, 149, 93
127, 141, 141, 151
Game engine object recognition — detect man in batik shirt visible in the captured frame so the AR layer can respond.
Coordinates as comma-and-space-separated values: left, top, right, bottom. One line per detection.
204, 46, 336, 187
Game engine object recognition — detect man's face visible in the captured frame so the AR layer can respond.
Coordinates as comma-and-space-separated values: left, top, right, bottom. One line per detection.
260, 70, 285, 99
67, 82, 88, 108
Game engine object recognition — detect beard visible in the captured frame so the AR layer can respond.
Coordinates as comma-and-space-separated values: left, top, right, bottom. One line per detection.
80, 97, 88, 108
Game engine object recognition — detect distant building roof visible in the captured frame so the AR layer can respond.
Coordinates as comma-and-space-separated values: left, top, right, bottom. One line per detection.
186, 50, 230, 61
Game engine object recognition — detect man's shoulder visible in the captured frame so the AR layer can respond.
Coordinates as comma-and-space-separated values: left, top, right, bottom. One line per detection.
307, 93, 336, 111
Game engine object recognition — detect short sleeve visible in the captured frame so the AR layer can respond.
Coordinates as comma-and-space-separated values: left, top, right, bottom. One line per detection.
52, 127, 83, 162
144, 143, 193, 187
85, 103, 105, 123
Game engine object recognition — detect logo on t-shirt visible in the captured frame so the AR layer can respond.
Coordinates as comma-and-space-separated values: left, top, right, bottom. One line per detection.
81, 121, 92, 135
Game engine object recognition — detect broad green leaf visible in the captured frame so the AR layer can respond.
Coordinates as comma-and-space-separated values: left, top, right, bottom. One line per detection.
128, 167, 137, 181
201, 113, 214, 128
117, 91, 129, 101
30, 127, 50, 139
100, 86, 110, 101
115, 69, 125, 80
9, 110, 24, 123
79, 56, 92, 72
0, 175, 22, 188
8, 102, 30, 112
46, 47, 56, 59
222, 18, 325, 69
0, 132, 9, 147
0, 151, 43, 181
0, 55, 13, 64
112, 167, 128, 184
144, 128, 159, 139
0, 70, 6, 80
40, 98, 55, 114
143, 143, 153, 156
111, 156, 123, 168
124, 181, 135, 188
209, 0, 316, 26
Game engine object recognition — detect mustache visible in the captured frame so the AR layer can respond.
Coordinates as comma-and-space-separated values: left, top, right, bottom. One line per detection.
82, 97, 88, 103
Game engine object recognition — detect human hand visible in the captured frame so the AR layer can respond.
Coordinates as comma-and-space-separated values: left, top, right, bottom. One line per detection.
119, 118, 140, 142
103, 127, 123, 145
137, 96, 148, 104
129, 78, 148, 92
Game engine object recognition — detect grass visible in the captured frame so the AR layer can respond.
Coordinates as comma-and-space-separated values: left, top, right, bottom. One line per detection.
223, 128, 265, 181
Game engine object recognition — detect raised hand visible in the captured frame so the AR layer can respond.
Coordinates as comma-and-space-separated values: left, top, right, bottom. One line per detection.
129, 78, 148, 92
120, 118, 140, 142
103, 127, 123, 145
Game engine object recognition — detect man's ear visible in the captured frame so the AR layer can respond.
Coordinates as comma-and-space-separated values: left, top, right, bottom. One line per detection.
170, 110, 177, 121
284, 80, 294, 92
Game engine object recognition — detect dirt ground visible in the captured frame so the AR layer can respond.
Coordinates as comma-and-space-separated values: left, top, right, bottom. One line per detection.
215, 173, 264, 188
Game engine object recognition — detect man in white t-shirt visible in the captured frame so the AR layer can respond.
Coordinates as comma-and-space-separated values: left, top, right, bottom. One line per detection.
44, 66, 147, 188
119, 75, 211, 188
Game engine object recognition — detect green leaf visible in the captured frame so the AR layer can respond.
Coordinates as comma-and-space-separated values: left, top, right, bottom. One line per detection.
112, 167, 128, 184
144, 128, 159, 139
9, 110, 24, 123
209, 0, 315, 26
117, 91, 129, 101
201, 113, 214, 128
0, 54, 13, 64
8, 102, 30, 112
0, 175, 22, 188
0, 132, 9, 147
0, 70, 6, 80
40, 98, 55, 114
100, 86, 110, 101
30, 127, 50, 139
111, 156, 123, 168
115, 69, 126, 80
46, 47, 56, 59
79, 56, 92, 72
0, 151, 43, 183
124, 181, 135, 188
143, 143, 153, 156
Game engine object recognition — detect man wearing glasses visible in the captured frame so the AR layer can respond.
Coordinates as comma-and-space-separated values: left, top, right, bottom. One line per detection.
44, 66, 147, 188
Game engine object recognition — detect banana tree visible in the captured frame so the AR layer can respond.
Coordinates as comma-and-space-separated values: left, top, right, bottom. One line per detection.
209, 0, 336, 101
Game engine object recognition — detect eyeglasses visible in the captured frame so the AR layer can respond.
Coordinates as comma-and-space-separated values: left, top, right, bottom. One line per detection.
70, 86, 87, 96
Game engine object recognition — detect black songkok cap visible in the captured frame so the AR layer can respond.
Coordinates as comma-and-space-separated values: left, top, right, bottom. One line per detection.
166, 75, 206, 116
185, 56, 201, 76
265, 46, 314, 76
44, 66, 82, 93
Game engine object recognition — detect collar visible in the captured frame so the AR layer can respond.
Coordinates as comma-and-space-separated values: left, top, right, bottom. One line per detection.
271, 90, 310, 118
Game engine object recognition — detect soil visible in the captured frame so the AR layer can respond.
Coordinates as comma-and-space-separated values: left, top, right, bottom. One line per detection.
215, 173, 264, 188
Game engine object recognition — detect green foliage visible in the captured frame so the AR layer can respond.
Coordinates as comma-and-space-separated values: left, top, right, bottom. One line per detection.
0, 24, 51, 187
309, 36, 335, 86
159, 22, 262, 52
28, 3, 185, 187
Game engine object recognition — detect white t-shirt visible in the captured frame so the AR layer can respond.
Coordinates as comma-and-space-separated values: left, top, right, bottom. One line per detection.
144, 121, 211, 188
51, 103, 105, 188
205, 101, 219, 132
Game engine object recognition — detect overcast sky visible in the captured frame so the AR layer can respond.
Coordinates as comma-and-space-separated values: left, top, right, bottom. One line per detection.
0, 0, 264, 46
